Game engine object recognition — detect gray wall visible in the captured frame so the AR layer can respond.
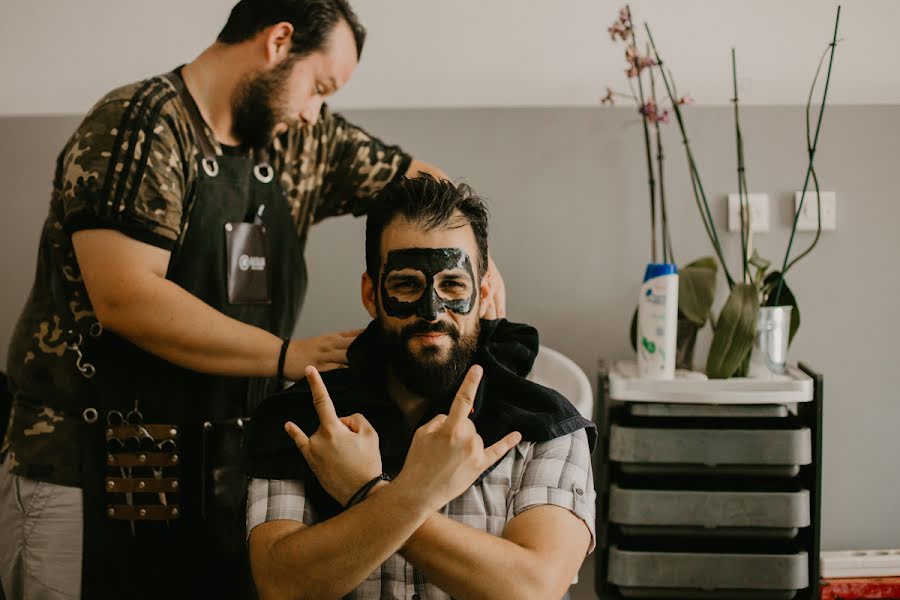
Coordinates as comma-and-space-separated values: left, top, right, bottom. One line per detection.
2, 106, 899, 593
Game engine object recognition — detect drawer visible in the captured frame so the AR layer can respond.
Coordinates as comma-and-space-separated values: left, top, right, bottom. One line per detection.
608, 545, 809, 599
609, 425, 811, 477
609, 484, 810, 539
628, 403, 790, 418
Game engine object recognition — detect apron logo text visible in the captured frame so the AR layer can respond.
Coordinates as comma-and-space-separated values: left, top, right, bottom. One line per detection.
238, 255, 267, 272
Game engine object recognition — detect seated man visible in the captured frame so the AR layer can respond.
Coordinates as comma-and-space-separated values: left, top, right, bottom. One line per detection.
243, 174, 597, 600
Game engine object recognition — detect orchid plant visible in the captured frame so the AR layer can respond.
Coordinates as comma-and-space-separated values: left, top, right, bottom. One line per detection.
614, 5, 842, 377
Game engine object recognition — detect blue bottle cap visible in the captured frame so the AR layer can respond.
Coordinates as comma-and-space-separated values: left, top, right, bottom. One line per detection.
643, 263, 677, 282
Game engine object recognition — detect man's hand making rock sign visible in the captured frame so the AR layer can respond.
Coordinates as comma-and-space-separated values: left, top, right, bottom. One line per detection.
285, 364, 521, 511
285, 366, 383, 507
395, 365, 521, 512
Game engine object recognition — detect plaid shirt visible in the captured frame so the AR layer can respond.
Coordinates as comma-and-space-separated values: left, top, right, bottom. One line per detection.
247, 428, 595, 600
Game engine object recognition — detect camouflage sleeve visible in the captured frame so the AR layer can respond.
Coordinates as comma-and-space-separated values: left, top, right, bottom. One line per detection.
59, 78, 194, 250
309, 107, 411, 222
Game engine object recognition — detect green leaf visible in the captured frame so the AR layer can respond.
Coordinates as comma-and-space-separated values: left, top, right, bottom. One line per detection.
678, 256, 717, 326
762, 271, 801, 345
676, 316, 701, 370
748, 249, 771, 271
749, 250, 772, 289
706, 283, 760, 378
679, 264, 717, 326
685, 256, 719, 272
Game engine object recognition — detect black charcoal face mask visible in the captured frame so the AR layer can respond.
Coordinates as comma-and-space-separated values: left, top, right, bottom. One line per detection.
380, 248, 477, 321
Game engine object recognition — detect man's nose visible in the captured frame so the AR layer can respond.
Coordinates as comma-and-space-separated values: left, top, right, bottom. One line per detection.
415, 289, 444, 322
300, 98, 324, 126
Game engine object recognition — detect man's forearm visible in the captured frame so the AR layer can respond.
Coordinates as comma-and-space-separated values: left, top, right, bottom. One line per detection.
99, 273, 282, 377
399, 513, 555, 600
252, 482, 430, 600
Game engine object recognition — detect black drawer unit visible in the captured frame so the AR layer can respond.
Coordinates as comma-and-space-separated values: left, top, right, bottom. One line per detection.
594, 361, 823, 600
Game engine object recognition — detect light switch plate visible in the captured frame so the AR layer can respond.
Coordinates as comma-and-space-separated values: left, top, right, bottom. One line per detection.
728, 193, 770, 233
795, 191, 836, 231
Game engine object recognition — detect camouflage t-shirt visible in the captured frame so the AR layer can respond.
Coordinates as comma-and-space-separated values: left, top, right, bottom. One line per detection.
2, 74, 411, 486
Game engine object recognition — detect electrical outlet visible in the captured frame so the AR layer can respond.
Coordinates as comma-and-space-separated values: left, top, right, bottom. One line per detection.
728, 193, 770, 233
794, 191, 836, 231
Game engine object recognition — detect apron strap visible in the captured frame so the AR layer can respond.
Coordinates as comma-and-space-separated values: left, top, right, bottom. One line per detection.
163, 69, 218, 163
164, 67, 276, 179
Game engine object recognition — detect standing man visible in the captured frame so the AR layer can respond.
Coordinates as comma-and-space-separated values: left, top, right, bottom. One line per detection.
0, 1, 504, 598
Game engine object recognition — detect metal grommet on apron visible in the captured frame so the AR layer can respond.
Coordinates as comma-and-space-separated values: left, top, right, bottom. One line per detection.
253, 163, 274, 183
202, 157, 219, 178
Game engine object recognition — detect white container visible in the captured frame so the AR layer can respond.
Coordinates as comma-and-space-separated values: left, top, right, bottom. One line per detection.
821, 549, 900, 578
636, 263, 679, 380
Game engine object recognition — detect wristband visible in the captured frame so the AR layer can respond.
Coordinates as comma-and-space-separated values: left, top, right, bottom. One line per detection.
345, 473, 391, 508
276, 338, 291, 384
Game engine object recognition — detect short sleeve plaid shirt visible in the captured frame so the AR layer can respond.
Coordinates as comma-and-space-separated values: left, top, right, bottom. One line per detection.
247, 428, 595, 599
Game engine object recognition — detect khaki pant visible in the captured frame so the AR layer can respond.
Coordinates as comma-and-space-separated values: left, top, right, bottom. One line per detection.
0, 454, 82, 600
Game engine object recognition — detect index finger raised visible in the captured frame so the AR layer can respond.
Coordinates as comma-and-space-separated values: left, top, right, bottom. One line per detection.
305, 366, 341, 427
447, 365, 483, 425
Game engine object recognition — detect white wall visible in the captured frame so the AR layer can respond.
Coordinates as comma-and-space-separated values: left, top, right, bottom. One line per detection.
1, 0, 896, 116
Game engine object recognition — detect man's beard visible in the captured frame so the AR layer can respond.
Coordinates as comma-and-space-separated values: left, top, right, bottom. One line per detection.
380, 317, 480, 403
231, 61, 293, 152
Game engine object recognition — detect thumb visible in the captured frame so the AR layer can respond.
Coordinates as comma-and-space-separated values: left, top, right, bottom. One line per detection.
483, 431, 521, 466
340, 413, 373, 434
284, 421, 310, 458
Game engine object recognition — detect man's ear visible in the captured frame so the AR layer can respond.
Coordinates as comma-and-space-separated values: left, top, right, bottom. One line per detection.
476, 271, 492, 319
263, 22, 294, 65
361, 272, 378, 319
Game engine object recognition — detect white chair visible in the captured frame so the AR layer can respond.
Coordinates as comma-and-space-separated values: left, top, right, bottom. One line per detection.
526, 345, 594, 421
525, 345, 594, 591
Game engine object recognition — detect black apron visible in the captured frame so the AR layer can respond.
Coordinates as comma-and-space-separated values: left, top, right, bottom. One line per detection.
78, 70, 307, 599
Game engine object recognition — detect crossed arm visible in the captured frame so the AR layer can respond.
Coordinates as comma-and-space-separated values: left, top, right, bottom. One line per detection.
251, 497, 589, 600
248, 366, 591, 600
397, 504, 590, 599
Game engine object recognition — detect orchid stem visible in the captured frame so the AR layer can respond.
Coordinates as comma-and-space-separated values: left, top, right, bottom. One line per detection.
651, 68, 674, 264
775, 5, 840, 304
626, 6, 658, 264
732, 48, 750, 284
645, 24, 735, 288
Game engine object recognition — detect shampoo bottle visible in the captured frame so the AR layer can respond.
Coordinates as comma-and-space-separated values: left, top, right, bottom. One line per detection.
637, 263, 679, 379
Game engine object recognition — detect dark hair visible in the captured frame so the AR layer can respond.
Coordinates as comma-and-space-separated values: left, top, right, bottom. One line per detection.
218, 0, 366, 59
366, 174, 490, 284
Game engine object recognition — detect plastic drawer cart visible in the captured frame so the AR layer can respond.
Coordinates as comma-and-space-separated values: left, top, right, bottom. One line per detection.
594, 361, 824, 600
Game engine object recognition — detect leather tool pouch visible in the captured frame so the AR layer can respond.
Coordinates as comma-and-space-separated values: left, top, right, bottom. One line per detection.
201, 418, 250, 553
225, 221, 270, 305
104, 418, 180, 525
